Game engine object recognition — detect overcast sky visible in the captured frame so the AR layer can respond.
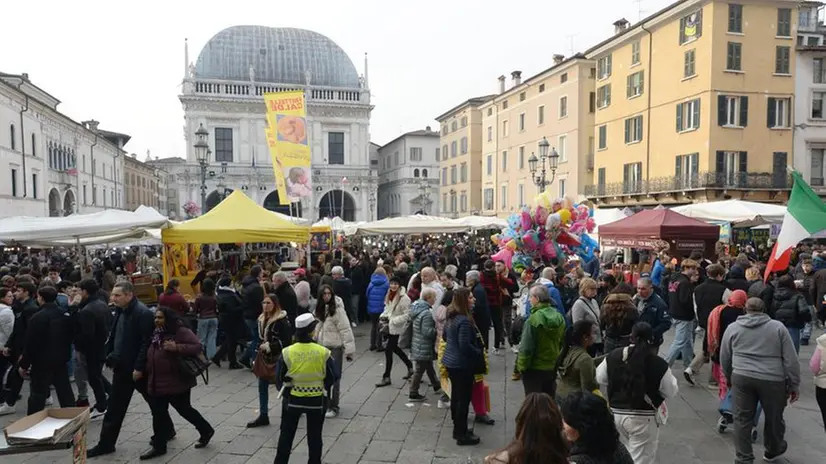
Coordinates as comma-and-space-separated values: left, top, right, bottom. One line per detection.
2, 0, 674, 159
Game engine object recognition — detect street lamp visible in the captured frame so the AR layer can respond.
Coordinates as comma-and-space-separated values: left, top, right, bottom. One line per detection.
368, 190, 376, 220
193, 123, 210, 211
529, 136, 559, 193
418, 180, 431, 215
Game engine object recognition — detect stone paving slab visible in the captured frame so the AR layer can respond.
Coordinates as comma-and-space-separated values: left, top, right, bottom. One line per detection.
3, 324, 825, 463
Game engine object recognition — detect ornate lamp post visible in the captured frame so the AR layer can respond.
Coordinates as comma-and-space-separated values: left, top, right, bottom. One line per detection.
528, 136, 560, 193
193, 123, 210, 211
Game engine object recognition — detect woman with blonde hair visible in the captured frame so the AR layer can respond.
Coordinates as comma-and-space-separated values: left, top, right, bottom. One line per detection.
571, 277, 603, 356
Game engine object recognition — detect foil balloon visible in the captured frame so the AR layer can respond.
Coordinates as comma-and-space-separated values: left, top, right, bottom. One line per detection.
558, 208, 571, 224
576, 233, 599, 261
521, 230, 540, 251
551, 199, 563, 213
569, 222, 585, 235
521, 208, 533, 232
556, 229, 582, 248
506, 239, 518, 251
540, 240, 557, 259
491, 248, 514, 268
534, 206, 549, 226
501, 228, 515, 240
534, 190, 554, 210
491, 234, 501, 246
512, 253, 532, 272
507, 214, 521, 232
585, 217, 596, 233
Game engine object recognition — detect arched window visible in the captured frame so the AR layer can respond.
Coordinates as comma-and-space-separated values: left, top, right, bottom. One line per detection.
413, 168, 420, 178
31, 133, 36, 157
422, 169, 428, 178
9, 124, 15, 151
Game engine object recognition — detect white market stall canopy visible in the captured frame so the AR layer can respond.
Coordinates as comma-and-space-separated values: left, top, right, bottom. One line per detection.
453, 215, 508, 231
592, 208, 632, 235
312, 217, 364, 236
670, 200, 786, 227
0, 206, 170, 244
355, 215, 475, 235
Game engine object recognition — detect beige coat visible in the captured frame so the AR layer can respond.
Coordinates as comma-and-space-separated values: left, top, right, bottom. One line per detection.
315, 296, 356, 355
381, 287, 410, 336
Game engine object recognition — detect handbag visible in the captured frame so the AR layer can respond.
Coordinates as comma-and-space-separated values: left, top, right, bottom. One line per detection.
178, 351, 211, 385
252, 349, 277, 383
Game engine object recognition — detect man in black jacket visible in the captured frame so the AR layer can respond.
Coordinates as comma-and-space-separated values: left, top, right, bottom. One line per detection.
273, 271, 300, 324
664, 259, 699, 370
238, 265, 265, 369
0, 282, 39, 416
73, 279, 114, 416
18, 286, 75, 414
87, 281, 154, 458
331, 266, 354, 326
685, 263, 729, 386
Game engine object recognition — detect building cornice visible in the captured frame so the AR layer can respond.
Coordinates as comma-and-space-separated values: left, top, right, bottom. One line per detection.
180, 98, 371, 119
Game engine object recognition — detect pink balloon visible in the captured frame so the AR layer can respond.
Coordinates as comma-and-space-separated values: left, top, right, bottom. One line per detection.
521, 210, 533, 232
541, 240, 557, 259
522, 231, 539, 251
534, 206, 549, 226
492, 248, 514, 268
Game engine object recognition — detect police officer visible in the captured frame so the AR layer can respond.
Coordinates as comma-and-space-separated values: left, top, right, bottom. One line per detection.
274, 313, 340, 464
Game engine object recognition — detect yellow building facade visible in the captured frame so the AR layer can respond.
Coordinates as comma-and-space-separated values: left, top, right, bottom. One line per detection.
435, 96, 494, 216
586, 0, 798, 206
480, 59, 596, 218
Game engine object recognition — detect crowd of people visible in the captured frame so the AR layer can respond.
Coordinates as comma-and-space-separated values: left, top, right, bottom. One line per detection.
0, 239, 824, 463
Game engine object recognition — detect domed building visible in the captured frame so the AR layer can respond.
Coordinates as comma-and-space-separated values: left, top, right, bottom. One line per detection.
172, 25, 375, 221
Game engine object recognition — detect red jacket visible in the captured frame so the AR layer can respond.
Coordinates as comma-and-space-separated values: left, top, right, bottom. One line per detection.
159, 291, 190, 316
146, 325, 202, 397
480, 270, 513, 308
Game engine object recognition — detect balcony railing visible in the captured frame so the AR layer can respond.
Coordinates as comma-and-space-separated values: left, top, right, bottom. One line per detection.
186, 78, 367, 104
584, 171, 791, 198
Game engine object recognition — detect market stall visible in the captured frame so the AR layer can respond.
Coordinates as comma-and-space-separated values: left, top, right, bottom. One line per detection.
355, 214, 470, 235
671, 199, 786, 227
453, 215, 508, 231
598, 208, 720, 258
161, 190, 310, 292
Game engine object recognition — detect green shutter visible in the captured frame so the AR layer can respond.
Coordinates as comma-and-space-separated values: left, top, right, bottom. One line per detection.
676, 103, 683, 132
693, 99, 701, 129
624, 119, 630, 143
740, 96, 749, 127
767, 97, 776, 128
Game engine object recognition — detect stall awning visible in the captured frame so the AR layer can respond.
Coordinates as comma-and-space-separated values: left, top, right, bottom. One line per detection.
671, 200, 786, 227
0, 205, 169, 243
161, 191, 310, 244
355, 215, 470, 235
599, 209, 720, 242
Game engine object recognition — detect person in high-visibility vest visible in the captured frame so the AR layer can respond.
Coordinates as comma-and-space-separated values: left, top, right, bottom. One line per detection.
274, 312, 340, 464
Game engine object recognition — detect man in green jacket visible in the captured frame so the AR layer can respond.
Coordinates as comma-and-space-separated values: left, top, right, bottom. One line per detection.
517, 284, 566, 397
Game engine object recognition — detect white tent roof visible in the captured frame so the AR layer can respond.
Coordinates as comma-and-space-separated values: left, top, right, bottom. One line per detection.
0, 206, 170, 243
671, 200, 786, 227
454, 215, 507, 231
270, 211, 311, 225
355, 215, 470, 235
312, 217, 363, 236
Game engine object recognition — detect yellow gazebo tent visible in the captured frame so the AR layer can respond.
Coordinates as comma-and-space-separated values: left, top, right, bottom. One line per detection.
162, 190, 310, 244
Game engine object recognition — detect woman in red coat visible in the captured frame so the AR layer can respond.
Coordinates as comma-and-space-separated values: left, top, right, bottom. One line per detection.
158, 279, 190, 316
140, 307, 214, 460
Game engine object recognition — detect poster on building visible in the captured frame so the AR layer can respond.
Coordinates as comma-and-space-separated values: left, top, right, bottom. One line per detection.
264, 91, 312, 206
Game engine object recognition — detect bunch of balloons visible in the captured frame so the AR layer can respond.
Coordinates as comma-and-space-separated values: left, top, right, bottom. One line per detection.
490, 192, 599, 272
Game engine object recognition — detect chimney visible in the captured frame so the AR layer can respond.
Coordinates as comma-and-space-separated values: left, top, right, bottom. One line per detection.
498, 75, 506, 93
553, 54, 565, 65
613, 18, 630, 34
83, 120, 100, 131
511, 70, 522, 87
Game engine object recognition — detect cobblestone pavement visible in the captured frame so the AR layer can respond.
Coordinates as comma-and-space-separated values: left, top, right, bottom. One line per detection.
3, 325, 825, 463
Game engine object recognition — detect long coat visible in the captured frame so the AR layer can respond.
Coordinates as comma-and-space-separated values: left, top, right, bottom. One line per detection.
146, 325, 203, 397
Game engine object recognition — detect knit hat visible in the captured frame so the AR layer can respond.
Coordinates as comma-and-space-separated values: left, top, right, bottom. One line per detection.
728, 289, 747, 308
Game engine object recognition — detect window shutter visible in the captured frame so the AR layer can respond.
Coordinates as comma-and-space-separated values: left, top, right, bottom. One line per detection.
740, 96, 749, 126
718, 95, 727, 126
693, 99, 701, 129
639, 72, 644, 94
691, 153, 699, 176
675, 155, 682, 177
679, 17, 686, 44
696, 9, 703, 37
624, 119, 630, 143
676, 103, 683, 132
623, 164, 629, 184
627, 75, 632, 98
715, 151, 725, 172
767, 97, 776, 128
739, 151, 748, 172
726, 44, 733, 69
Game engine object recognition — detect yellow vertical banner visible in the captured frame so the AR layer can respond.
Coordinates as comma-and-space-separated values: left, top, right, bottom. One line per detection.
264, 91, 312, 206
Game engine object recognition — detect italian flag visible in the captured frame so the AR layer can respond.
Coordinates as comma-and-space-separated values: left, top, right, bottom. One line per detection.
765, 172, 826, 280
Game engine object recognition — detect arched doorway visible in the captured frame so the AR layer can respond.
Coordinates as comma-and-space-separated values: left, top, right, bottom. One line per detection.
318, 190, 356, 221
205, 188, 234, 213
63, 190, 75, 216
263, 191, 302, 217
48, 189, 61, 217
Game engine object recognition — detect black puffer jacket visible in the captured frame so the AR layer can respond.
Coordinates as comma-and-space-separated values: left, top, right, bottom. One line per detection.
771, 287, 811, 329
241, 275, 264, 321
74, 292, 114, 360
569, 441, 634, 464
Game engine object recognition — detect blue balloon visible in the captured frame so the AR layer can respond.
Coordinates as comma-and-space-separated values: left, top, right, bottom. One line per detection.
575, 234, 599, 261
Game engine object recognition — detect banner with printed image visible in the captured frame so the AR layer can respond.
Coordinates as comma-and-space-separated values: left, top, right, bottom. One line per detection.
264, 91, 312, 206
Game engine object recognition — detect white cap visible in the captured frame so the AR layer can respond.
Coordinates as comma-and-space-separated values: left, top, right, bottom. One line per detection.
295, 313, 316, 330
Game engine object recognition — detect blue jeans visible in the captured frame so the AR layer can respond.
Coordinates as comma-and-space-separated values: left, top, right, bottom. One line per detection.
197, 318, 219, 359
787, 327, 801, 354
664, 319, 696, 369
258, 378, 269, 417
242, 319, 260, 362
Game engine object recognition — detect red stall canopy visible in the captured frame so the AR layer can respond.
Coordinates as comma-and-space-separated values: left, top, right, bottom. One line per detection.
598, 209, 719, 250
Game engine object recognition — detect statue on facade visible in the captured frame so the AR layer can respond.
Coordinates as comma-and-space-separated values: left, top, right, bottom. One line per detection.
188, 63, 196, 78
249, 64, 256, 82
304, 69, 312, 86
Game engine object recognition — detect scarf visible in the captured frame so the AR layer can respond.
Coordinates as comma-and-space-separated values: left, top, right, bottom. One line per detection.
151, 327, 165, 348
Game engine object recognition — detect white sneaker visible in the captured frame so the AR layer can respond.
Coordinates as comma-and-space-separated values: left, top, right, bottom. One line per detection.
90, 408, 106, 420
683, 368, 696, 386
324, 409, 338, 418
0, 403, 15, 416
351, 322, 357, 328
437, 399, 450, 409
511, 345, 520, 354
44, 396, 54, 406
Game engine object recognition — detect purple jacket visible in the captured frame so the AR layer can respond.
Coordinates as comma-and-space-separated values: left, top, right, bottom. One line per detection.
146, 325, 203, 397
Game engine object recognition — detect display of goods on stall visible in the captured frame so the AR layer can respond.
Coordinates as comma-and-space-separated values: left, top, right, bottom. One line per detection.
490, 191, 598, 272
